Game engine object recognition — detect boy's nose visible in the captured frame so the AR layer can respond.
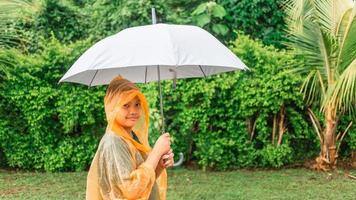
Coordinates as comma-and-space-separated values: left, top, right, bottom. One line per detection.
129, 107, 139, 114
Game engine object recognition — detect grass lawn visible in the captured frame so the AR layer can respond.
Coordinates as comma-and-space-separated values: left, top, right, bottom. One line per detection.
1, 167, 355, 200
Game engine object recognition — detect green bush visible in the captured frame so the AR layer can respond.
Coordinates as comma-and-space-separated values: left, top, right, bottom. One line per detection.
218, 0, 286, 47
34, 0, 89, 43
337, 115, 356, 157
0, 37, 104, 171
259, 144, 292, 168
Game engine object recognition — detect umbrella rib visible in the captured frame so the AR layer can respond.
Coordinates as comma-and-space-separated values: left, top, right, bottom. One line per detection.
89, 70, 99, 86
145, 66, 148, 84
199, 65, 207, 78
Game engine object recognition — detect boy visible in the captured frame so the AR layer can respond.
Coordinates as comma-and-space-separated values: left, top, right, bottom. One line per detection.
86, 75, 174, 200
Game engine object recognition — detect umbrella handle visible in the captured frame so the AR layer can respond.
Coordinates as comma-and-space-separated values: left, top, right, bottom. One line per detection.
173, 152, 184, 167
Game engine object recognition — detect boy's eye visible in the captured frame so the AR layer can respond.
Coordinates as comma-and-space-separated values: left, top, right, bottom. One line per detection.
123, 104, 129, 108
135, 103, 140, 107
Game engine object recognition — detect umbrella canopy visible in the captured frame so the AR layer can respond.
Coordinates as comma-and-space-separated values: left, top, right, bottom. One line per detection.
58, 23, 248, 86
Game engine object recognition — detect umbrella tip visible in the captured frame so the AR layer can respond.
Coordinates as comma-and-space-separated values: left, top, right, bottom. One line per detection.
151, 7, 157, 24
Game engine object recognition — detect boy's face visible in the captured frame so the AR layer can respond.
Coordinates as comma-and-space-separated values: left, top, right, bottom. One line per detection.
115, 96, 142, 130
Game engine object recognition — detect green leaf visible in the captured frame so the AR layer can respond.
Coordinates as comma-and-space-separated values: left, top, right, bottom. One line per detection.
194, 14, 211, 27
211, 4, 226, 19
192, 3, 207, 16
212, 24, 229, 35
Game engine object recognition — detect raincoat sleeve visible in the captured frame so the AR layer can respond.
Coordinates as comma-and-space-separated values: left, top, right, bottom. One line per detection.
98, 137, 156, 199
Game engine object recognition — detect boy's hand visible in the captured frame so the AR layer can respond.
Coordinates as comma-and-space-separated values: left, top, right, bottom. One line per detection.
153, 133, 171, 156
146, 133, 171, 171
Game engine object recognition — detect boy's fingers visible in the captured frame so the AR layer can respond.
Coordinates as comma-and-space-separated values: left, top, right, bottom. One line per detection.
162, 150, 174, 158
165, 161, 173, 168
164, 160, 171, 166
164, 157, 174, 165
162, 152, 173, 158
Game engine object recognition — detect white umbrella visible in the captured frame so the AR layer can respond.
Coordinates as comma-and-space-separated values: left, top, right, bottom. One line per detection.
59, 24, 247, 85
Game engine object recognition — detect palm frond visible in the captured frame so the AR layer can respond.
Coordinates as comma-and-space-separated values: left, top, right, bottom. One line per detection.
300, 70, 325, 105
0, 0, 40, 20
333, 0, 354, 35
319, 0, 352, 34
0, 26, 30, 49
323, 59, 356, 115
313, 0, 332, 33
336, 3, 356, 74
0, 49, 20, 82
0, 0, 41, 49
284, 0, 332, 83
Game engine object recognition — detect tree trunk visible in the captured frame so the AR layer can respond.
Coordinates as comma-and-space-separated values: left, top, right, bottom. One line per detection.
187, 122, 199, 162
272, 114, 277, 144
315, 106, 338, 170
277, 105, 286, 146
246, 116, 257, 141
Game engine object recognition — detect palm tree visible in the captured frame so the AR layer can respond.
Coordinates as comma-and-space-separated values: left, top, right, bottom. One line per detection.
285, 0, 356, 170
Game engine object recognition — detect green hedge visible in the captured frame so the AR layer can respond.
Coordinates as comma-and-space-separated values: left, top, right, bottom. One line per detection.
0, 38, 104, 171
0, 34, 354, 172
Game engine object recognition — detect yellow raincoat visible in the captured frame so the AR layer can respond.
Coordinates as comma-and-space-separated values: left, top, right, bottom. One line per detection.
86, 76, 167, 200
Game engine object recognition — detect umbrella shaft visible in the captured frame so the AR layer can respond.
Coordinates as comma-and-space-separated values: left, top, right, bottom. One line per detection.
151, 8, 157, 24
157, 66, 165, 134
